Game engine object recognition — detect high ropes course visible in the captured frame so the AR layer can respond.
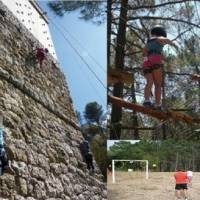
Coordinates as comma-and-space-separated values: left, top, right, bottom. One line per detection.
108, 95, 200, 124
108, 69, 200, 125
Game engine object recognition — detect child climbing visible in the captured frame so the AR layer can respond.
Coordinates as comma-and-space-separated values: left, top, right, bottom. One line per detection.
142, 25, 178, 109
85, 151, 95, 173
174, 168, 189, 200
80, 140, 95, 173
35, 47, 49, 69
0, 127, 8, 175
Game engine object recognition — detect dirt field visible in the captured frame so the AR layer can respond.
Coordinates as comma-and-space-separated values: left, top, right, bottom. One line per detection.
107, 172, 200, 200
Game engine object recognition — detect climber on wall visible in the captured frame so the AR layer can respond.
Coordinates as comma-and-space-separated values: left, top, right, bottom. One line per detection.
34, 47, 49, 69
80, 140, 95, 173
142, 25, 178, 109
85, 151, 95, 173
0, 127, 9, 175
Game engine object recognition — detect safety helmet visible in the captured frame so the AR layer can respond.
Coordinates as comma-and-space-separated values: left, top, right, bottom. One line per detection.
151, 25, 167, 37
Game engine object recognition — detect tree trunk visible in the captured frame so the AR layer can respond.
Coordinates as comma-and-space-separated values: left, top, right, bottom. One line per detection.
107, 0, 112, 69
162, 69, 166, 139
195, 65, 200, 109
110, 0, 128, 139
175, 152, 179, 170
131, 74, 139, 139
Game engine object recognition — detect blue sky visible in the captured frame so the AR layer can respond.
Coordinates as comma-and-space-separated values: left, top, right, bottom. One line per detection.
38, 1, 106, 115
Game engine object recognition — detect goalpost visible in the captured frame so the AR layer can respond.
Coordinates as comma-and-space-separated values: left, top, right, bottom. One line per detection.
112, 159, 149, 183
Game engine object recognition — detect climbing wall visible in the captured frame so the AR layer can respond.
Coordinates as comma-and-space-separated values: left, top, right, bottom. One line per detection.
1, 0, 57, 59
0, 1, 107, 200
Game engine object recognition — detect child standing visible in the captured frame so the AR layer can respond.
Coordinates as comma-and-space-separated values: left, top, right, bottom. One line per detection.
174, 168, 188, 200
187, 169, 193, 187
142, 25, 178, 109
107, 164, 112, 175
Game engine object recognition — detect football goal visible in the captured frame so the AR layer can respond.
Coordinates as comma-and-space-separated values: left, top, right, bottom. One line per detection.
112, 159, 149, 183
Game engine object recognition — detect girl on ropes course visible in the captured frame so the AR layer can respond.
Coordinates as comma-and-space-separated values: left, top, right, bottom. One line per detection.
142, 25, 178, 109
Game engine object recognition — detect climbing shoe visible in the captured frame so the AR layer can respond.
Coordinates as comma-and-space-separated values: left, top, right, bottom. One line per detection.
143, 101, 153, 107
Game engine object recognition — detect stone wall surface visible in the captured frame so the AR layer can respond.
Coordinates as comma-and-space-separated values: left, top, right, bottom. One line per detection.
0, 1, 107, 200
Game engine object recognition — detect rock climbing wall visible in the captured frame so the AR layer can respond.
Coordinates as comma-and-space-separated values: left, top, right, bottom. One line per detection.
0, 1, 107, 200
1, 0, 57, 59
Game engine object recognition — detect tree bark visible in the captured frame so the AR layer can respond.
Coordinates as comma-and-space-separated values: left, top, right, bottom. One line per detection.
128, 0, 199, 10
131, 73, 139, 139
110, 0, 128, 139
107, 0, 112, 69
162, 70, 166, 140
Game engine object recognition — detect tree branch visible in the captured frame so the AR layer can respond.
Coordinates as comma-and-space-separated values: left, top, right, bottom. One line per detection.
128, 0, 199, 11
126, 24, 146, 44
172, 26, 196, 41
128, 16, 200, 29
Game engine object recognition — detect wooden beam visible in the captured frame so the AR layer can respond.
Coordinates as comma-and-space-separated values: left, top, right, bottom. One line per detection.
108, 68, 133, 85
108, 95, 200, 124
171, 109, 194, 112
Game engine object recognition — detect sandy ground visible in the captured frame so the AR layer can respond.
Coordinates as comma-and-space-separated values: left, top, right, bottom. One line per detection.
107, 172, 200, 200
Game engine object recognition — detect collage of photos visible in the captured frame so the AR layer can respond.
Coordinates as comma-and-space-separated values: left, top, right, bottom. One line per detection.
107, 1, 200, 200
0, 0, 199, 200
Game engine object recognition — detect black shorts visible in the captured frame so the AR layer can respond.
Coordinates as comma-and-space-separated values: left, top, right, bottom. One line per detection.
143, 64, 163, 75
175, 183, 188, 190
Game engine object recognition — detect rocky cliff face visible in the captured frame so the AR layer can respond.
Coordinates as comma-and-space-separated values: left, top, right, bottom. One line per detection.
0, 1, 106, 200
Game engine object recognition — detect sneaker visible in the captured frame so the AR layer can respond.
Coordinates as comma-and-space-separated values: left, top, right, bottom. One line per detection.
143, 101, 153, 107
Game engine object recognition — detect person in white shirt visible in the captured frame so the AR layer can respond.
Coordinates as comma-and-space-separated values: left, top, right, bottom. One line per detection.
187, 169, 193, 187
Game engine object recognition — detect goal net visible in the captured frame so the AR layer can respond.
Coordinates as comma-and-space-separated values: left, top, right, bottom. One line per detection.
112, 160, 149, 183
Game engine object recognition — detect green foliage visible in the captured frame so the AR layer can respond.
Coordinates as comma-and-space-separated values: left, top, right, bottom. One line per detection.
84, 102, 104, 125
81, 124, 101, 141
48, 1, 106, 24
178, 35, 200, 69
108, 140, 200, 171
91, 134, 107, 180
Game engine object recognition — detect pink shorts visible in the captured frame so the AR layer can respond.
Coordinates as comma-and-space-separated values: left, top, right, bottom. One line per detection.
143, 55, 163, 69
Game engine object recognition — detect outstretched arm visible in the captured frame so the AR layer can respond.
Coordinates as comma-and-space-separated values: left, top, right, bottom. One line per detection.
158, 37, 178, 50
142, 46, 148, 57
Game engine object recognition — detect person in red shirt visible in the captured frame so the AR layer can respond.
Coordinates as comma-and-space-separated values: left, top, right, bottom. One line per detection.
174, 168, 188, 200
35, 47, 49, 69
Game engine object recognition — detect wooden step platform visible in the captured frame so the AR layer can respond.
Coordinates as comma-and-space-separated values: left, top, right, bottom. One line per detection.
108, 95, 200, 124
